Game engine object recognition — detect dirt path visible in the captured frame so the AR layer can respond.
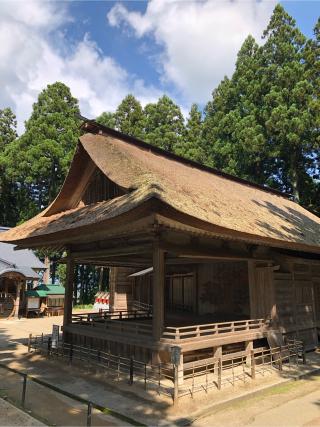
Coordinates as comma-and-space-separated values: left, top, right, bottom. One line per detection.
0, 398, 44, 426
195, 375, 320, 427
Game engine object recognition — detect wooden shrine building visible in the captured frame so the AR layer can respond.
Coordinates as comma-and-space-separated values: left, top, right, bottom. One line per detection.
1, 121, 320, 371
0, 227, 46, 318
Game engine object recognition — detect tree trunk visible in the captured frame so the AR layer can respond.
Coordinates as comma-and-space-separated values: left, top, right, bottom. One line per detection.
290, 149, 301, 203
43, 256, 50, 283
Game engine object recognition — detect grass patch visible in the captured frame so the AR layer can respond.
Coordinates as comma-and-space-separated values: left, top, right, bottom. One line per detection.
73, 304, 93, 310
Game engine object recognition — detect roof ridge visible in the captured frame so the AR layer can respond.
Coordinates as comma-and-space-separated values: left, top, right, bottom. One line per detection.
81, 119, 291, 200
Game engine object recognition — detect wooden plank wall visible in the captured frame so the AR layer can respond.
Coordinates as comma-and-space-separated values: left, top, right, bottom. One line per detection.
249, 263, 276, 320
82, 168, 124, 205
197, 261, 249, 317
273, 260, 319, 349
109, 267, 135, 311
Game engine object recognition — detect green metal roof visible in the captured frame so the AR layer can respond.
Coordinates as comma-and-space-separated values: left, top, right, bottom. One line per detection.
26, 284, 65, 298
25, 289, 47, 298
36, 284, 65, 295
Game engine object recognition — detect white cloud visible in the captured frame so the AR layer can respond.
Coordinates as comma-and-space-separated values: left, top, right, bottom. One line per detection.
107, 0, 276, 104
0, 1, 160, 133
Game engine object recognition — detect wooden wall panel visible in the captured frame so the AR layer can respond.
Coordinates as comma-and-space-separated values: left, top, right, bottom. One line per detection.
197, 261, 249, 318
252, 266, 275, 320
273, 261, 319, 349
109, 267, 135, 311
82, 168, 124, 205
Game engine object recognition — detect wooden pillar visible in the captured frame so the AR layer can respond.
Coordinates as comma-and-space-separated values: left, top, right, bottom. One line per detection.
63, 256, 75, 330
152, 243, 165, 342
14, 282, 21, 318
177, 352, 184, 386
248, 260, 256, 318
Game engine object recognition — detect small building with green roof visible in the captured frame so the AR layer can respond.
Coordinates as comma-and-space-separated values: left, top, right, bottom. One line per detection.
25, 284, 65, 316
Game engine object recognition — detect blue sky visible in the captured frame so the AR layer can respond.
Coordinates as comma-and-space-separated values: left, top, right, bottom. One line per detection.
0, 1, 319, 133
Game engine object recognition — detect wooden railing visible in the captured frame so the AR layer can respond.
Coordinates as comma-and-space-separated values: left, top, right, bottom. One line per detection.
71, 312, 265, 343
72, 309, 152, 324
162, 318, 265, 342
71, 309, 153, 338
131, 300, 153, 312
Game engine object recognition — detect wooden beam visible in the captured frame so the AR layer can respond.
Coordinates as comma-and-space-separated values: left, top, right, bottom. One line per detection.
72, 244, 153, 260
152, 242, 165, 341
161, 241, 271, 262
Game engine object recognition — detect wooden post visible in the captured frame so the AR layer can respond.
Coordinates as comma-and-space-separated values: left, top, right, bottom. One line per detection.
218, 357, 222, 390
129, 357, 134, 385
86, 401, 92, 427
302, 341, 306, 365
177, 352, 184, 386
28, 334, 32, 353
245, 341, 253, 365
174, 363, 179, 403
152, 243, 165, 342
213, 346, 222, 373
21, 374, 27, 408
63, 255, 75, 333
251, 350, 256, 379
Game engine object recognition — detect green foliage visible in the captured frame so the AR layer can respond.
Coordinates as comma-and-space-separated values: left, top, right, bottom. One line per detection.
260, 4, 316, 203
144, 95, 185, 152
203, 5, 320, 211
97, 95, 145, 138
2, 82, 81, 213
0, 108, 22, 226
56, 263, 67, 287
176, 104, 205, 162
73, 304, 93, 310
96, 111, 116, 128
114, 94, 145, 138
74, 264, 100, 305
203, 36, 270, 185
0, 108, 17, 150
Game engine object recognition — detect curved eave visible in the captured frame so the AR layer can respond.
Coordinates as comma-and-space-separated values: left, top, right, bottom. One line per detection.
0, 268, 37, 279
4, 197, 320, 256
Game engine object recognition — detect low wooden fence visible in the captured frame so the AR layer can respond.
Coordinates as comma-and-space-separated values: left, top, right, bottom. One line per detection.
29, 334, 173, 398
179, 340, 305, 398
162, 318, 265, 342
28, 333, 305, 403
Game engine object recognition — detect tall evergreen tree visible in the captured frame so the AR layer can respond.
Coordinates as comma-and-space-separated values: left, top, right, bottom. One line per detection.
2, 82, 81, 213
176, 104, 204, 162
144, 95, 185, 152
0, 107, 21, 226
0, 108, 17, 150
304, 18, 320, 211
260, 4, 314, 202
114, 94, 145, 138
203, 36, 270, 184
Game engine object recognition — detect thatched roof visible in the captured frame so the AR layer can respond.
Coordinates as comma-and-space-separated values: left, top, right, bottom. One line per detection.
2, 123, 320, 253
